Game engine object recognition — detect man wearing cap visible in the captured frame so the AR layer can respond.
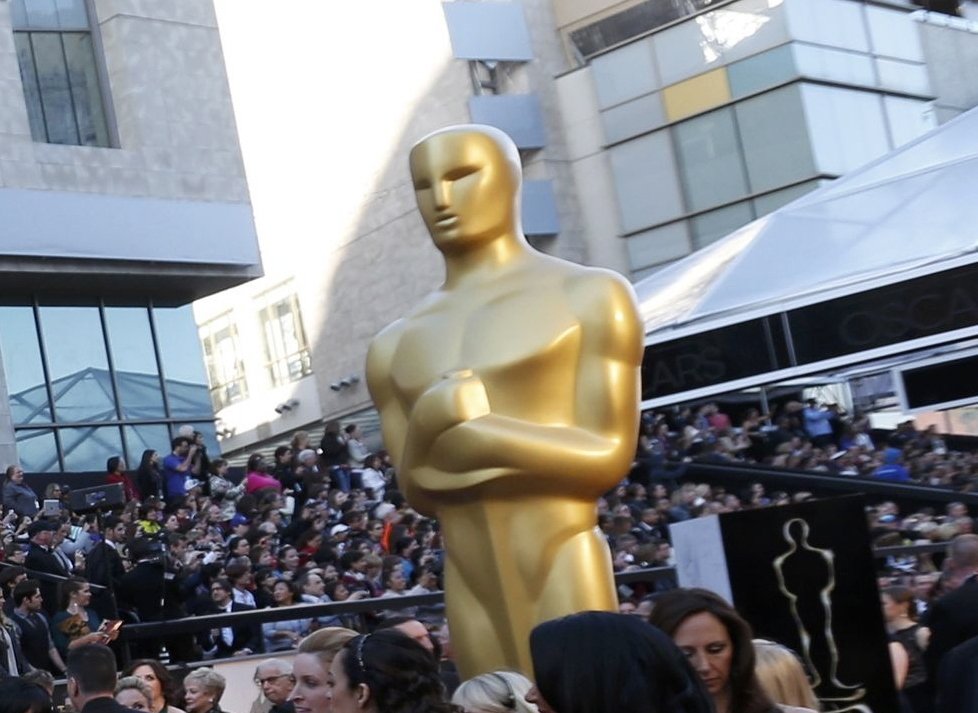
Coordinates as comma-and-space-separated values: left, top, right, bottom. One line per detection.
25, 519, 67, 617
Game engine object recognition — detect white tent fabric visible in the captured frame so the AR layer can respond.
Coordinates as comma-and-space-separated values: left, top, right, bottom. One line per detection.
635, 105, 978, 338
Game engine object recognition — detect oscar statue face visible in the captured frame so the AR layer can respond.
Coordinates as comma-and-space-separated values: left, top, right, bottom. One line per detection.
409, 130, 519, 253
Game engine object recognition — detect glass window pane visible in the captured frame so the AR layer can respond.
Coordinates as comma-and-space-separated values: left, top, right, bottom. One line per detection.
153, 306, 213, 419
10, 1, 29, 28
728, 45, 797, 99
690, 202, 755, 250
123, 424, 171, 467
626, 222, 691, 272
31, 32, 80, 145
675, 108, 748, 212
784, 0, 869, 53
752, 179, 823, 216
13, 34, 47, 141
38, 305, 115, 423
735, 84, 816, 194
591, 38, 659, 109
609, 131, 685, 233
62, 32, 108, 147
0, 306, 52, 424
61, 425, 123, 472
104, 307, 166, 419
16, 429, 59, 473
22, 0, 60, 29
653, 16, 723, 86
601, 93, 666, 145
262, 297, 311, 388
54, 0, 89, 28
800, 83, 889, 176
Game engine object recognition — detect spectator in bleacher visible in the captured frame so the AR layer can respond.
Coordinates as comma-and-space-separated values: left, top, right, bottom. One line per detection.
163, 437, 196, 505
874, 447, 911, 483
802, 399, 837, 448
51, 576, 114, 660
25, 520, 67, 617
262, 579, 310, 652
245, 454, 283, 496
2, 465, 38, 518
201, 578, 261, 658
85, 515, 126, 620
105, 457, 139, 503
10, 579, 64, 675
135, 450, 163, 502
343, 424, 368, 469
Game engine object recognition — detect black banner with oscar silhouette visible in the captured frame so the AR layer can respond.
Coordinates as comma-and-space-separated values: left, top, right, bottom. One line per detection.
671, 494, 898, 713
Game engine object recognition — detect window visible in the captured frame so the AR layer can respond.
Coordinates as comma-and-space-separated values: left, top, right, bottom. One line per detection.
11, 0, 111, 147
260, 294, 311, 387
0, 302, 215, 472
199, 314, 248, 411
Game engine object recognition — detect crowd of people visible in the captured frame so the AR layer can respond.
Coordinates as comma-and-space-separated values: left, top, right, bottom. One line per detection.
0, 409, 975, 713
634, 400, 978, 491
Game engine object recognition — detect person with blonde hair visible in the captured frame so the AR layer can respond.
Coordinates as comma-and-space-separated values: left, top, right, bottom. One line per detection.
752, 640, 819, 712
183, 668, 226, 713
452, 671, 536, 713
289, 627, 358, 713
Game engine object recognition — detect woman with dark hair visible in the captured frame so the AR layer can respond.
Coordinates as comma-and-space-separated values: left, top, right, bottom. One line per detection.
328, 629, 455, 713
123, 658, 186, 713
0, 678, 52, 713
136, 450, 163, 501
650, 588, 778, 713
527, 610, 712, 713
50, 577, 112, 659
882, 586, 932, 713
262, 579, 311, 652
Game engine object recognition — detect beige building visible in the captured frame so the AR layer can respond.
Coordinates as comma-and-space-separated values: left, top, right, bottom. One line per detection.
200, 0, 978, 459
0, 0, 259, 471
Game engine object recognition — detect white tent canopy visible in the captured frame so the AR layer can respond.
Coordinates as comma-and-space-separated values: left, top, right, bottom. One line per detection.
636, 105, 978, 338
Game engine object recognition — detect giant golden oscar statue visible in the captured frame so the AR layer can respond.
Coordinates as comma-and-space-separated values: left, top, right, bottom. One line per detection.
366, 124, 642, 677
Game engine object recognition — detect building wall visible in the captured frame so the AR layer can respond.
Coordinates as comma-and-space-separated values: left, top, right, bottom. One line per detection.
0, 0, 259, 470
552, 0, 946, 279
200, 0, 588, 454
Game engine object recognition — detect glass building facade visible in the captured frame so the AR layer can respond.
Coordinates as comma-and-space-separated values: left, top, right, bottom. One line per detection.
0, 302, 217, 472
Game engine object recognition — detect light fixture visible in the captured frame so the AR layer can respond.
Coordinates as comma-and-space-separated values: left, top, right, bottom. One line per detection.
330, 374, 361, 392
274, 398, 300, 414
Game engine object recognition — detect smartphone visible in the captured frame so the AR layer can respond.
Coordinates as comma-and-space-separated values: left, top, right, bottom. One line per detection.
102, 620, 123, 635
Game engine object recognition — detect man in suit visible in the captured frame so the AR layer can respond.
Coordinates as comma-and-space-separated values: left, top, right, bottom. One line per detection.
116, 537, 164, 659
202, 578, 262, 658
66, 642, 143, 713
85, 515, 127, 620
924, 534, 978, 685
24, 519, 67, 617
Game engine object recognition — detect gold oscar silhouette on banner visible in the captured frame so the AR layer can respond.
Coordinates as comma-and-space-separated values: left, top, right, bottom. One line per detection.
366, 125, 642, 677
774, 519, 871, 712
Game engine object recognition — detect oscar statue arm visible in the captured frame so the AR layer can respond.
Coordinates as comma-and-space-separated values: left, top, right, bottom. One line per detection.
406, 272, 642, 495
